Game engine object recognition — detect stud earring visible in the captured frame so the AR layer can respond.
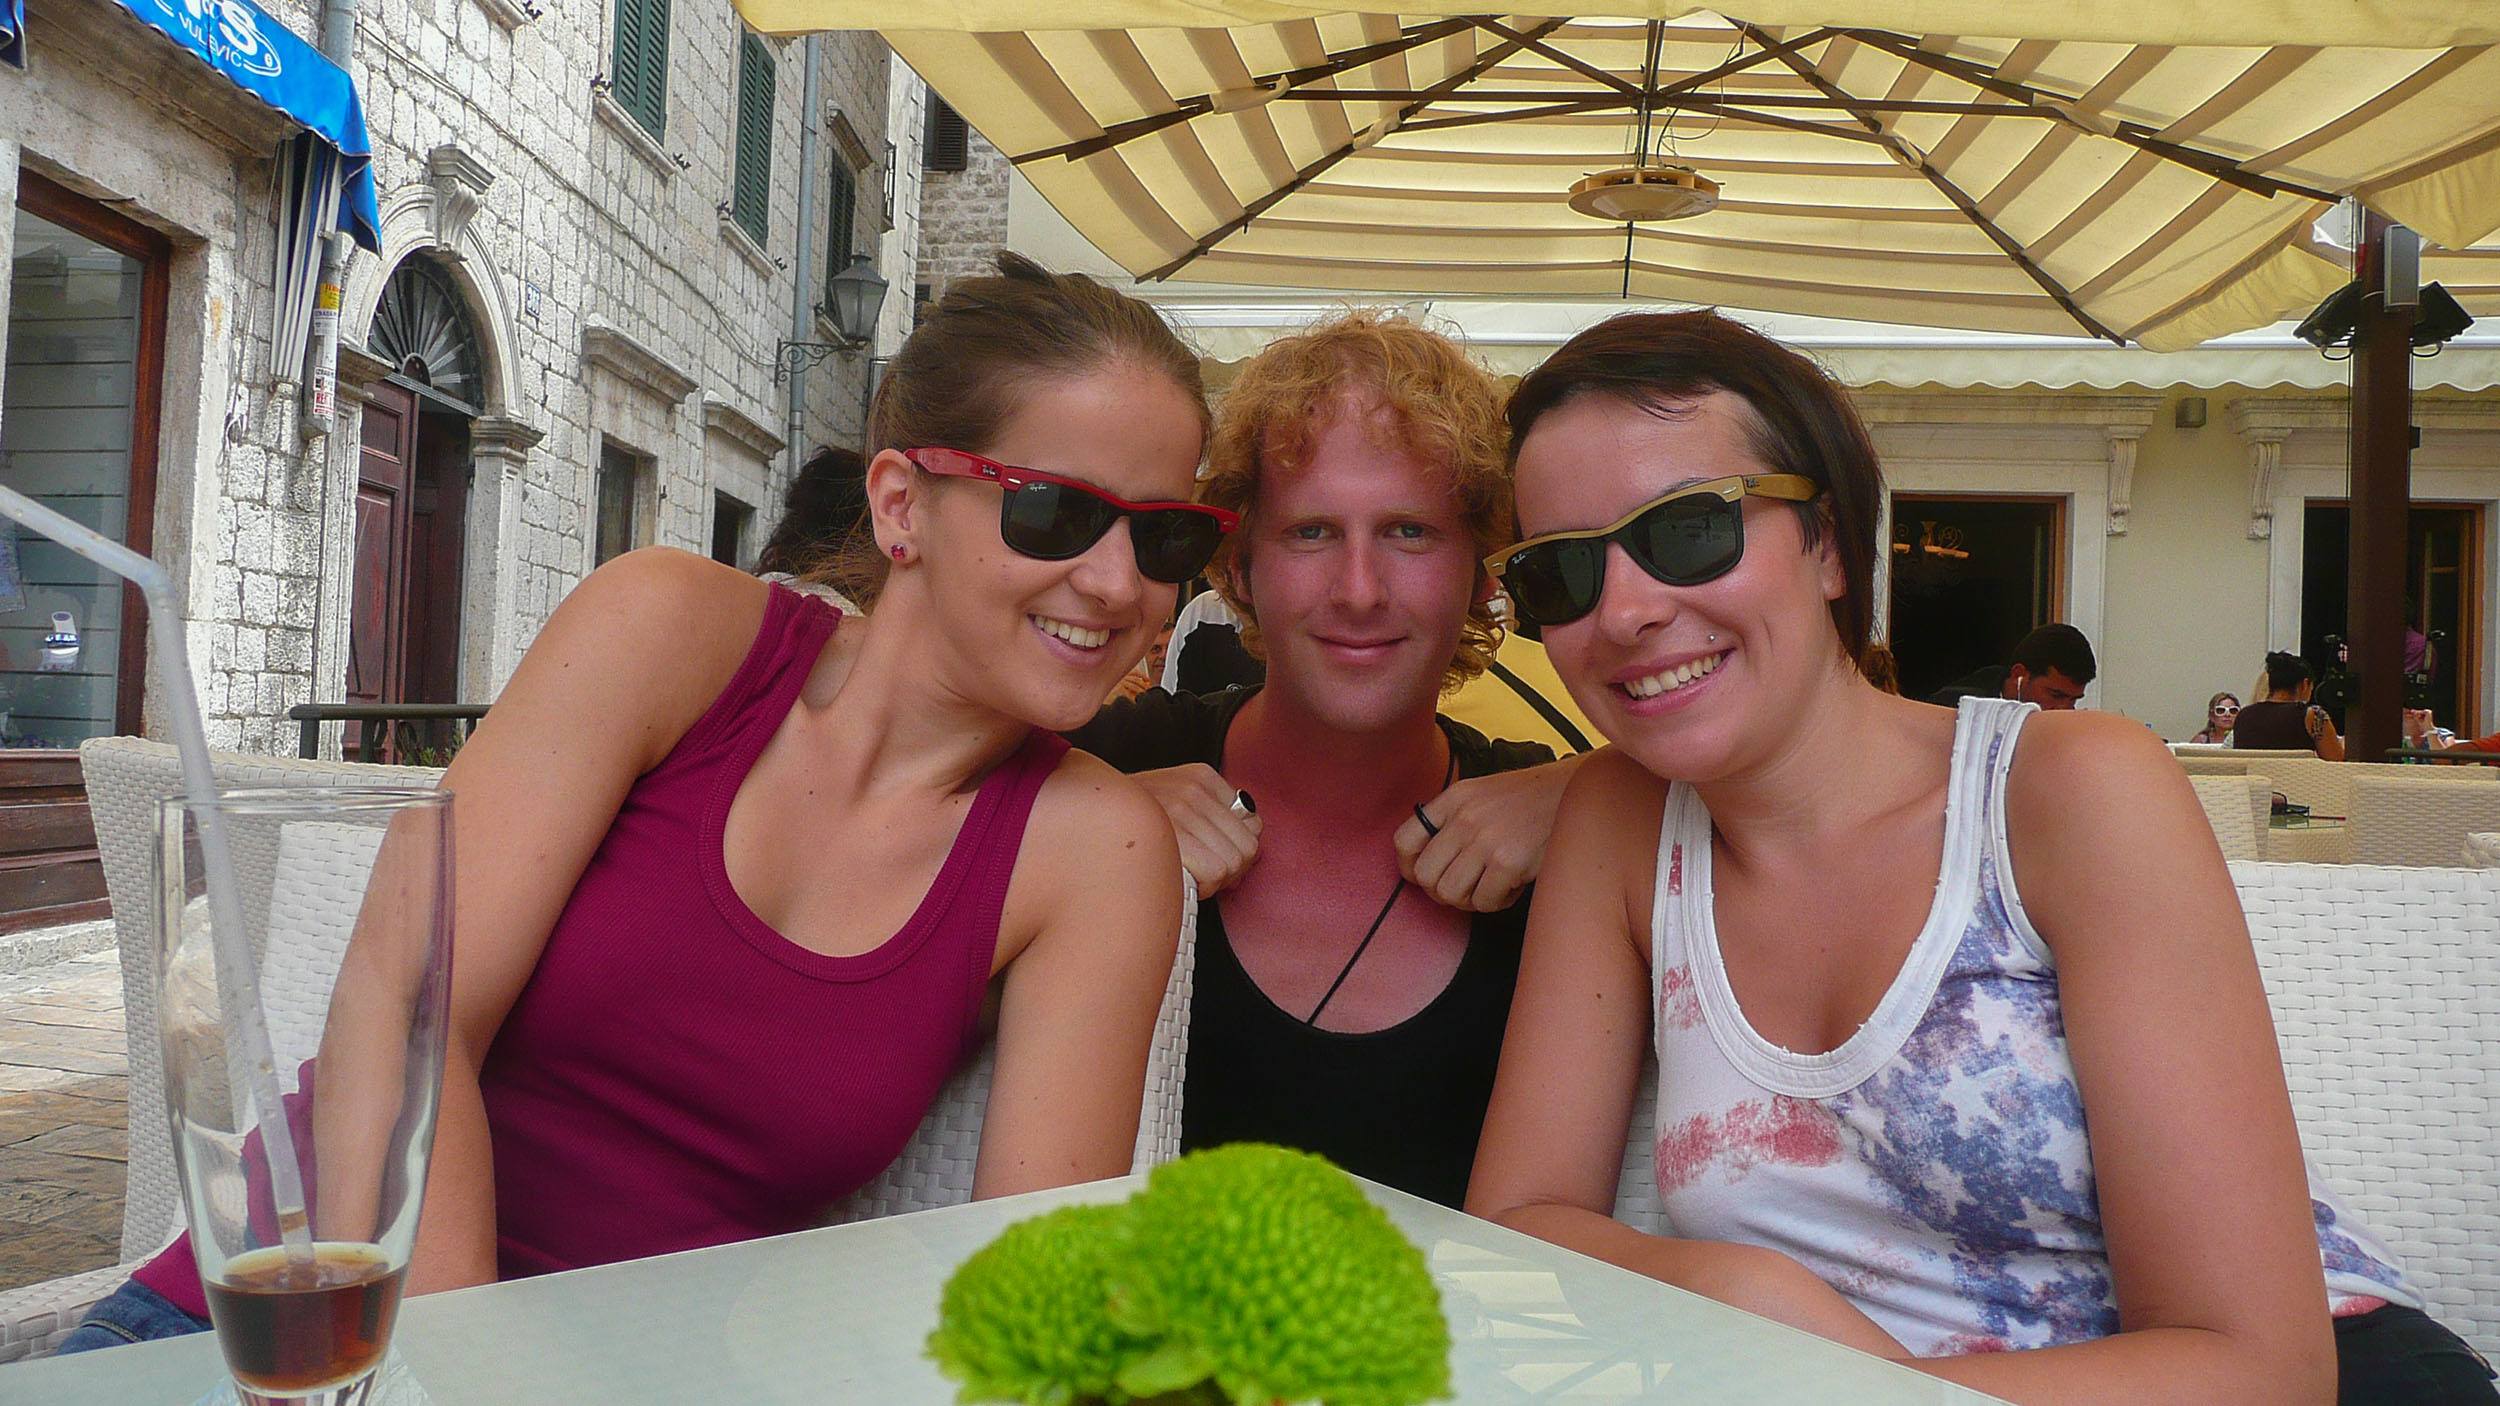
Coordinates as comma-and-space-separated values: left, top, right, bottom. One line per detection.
889, 543, 907, 561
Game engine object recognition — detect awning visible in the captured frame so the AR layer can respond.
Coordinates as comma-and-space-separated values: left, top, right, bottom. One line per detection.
744, 3, 2500, 49
108, 0, 380, 252
752, 4, 2500, 350
1, 0, 23, 69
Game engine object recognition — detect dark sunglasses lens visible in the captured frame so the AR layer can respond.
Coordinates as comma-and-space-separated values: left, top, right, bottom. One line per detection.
1506, 540, 1604, 627
1000, 481, 1115, 561
1130, 510, 1224, 584
1625, 493, 1741, 586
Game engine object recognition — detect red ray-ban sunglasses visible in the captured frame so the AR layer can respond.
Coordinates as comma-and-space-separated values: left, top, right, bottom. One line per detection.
902, 447, 1238, 585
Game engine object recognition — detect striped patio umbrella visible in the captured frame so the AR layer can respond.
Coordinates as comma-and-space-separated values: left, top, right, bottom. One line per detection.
741, 3, 2500, 348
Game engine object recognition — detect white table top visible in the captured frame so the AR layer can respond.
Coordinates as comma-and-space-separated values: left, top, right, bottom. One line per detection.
9, 1176, 2005, 1404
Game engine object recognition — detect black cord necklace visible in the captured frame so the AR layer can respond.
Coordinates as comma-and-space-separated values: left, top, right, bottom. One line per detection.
1304, 746, 1459, 1026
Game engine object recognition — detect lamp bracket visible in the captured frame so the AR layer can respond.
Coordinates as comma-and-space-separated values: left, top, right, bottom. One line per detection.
773, 337, 866, 384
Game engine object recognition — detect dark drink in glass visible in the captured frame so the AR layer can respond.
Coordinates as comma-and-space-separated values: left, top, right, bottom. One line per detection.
203, 1243, 409, 1398
159, 787, 451, 1404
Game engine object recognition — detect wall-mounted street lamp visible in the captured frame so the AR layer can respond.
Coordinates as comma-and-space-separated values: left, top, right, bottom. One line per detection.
773, 254, 891, 383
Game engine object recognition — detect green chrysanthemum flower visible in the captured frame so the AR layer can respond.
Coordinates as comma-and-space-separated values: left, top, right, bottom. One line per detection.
927, 1202, 1148, 1406
1108, 1144, 1452, 1406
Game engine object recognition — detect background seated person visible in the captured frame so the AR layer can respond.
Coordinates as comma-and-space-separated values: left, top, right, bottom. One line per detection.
2237, 652, 2345, 760
1925, 622, 2096, 710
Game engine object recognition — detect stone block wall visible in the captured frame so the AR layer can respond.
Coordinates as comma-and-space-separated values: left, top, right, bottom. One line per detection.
2, 0, 915, 753
914, 117, 1010, 302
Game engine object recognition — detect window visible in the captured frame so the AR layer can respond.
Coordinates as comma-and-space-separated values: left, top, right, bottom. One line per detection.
730, 33, 774, 245
596, 442, 648, 565
925, 99, 969, 172
711, 492, 753, 568
610, 0, 672, 139
2300, 501, 2485, 734
825, 160, 857, 293
3, 174, 169, 744
1885, 494, 2066, 704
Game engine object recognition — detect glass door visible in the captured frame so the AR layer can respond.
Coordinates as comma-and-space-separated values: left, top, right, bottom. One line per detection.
1, 174, 168, 746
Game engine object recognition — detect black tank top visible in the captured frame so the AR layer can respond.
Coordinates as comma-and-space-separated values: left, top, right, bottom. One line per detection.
1064, 686, 1552, 1207
2234, 699, 2320, 752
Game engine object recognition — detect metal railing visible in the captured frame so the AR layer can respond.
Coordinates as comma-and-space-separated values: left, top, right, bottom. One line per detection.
288, 703, 489, 762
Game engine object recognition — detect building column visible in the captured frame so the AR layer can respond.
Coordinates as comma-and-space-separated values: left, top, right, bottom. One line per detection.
466, 416, 546, 699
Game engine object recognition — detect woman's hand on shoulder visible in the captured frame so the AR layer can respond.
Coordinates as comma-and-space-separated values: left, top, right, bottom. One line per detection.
975, 752, 1183, 1198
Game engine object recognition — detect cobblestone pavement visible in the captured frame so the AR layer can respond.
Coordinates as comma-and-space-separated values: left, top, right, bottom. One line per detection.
0, 949, 128, 1292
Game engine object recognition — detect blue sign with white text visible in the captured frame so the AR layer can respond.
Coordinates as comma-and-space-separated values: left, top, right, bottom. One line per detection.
109, 0, 380, 250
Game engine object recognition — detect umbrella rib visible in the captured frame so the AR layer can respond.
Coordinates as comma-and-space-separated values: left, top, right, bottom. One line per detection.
1467, 16, 1643, 95
1275, 90, 2047, 113
1663, 98, 1895, 147
1732, 20, 2123, 344
1841, 28, 2341, 204
1141, 16, 1571, 282
1012, 15, 1481, 164
1654, 26, 1838, 100
1400, 96, 1640, 135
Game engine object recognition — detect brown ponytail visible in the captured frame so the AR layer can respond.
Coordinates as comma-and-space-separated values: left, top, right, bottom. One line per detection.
809, 253, 1209, 607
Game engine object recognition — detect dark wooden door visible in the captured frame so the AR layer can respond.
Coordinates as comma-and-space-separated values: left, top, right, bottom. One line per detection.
403, 410, 469, 707
348, 383, 419, 754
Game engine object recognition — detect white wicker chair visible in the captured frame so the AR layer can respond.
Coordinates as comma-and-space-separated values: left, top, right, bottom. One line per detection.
0, 739, 444, 1364
2188, 775, 2264, 861
2175, 747, 2315, 775
2235, 862, 2499, 1354
2346, 772, 2500, 868
0, 737, 1196, 1362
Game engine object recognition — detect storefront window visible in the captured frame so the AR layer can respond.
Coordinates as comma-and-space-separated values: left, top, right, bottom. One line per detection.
1, 189, 163, 746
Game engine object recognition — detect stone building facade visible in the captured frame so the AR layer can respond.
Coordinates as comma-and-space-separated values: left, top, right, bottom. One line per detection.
913, 116, 1009, 303
0, 1, 919, 757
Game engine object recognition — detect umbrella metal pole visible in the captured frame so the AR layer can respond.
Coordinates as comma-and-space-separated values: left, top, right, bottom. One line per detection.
2346, 212, 2414, 763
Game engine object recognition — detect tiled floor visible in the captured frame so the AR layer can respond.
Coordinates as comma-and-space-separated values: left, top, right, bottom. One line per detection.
0, 949, 128, 1292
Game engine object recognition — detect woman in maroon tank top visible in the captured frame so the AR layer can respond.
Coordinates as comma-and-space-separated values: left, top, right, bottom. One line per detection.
66, 256, 1226, 1351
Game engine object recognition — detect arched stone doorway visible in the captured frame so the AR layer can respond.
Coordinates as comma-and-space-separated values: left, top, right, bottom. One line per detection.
349, 255, 484, 754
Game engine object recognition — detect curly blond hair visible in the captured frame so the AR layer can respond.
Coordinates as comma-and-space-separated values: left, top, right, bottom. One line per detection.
1202, 310, 1510, 691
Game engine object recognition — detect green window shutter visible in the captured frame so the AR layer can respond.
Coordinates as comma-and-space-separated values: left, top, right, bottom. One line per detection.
732, 34, 774, 244
611, 0, 669, 139
825, 162, 857, 291
641, 0, 672, 139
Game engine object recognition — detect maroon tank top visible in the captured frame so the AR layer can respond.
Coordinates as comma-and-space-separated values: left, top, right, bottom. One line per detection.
135, 586, 1068, 1311
481, 587, 1067, 1276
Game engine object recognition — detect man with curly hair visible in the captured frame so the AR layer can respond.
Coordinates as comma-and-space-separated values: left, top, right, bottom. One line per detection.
1068, 311, 1586, 1207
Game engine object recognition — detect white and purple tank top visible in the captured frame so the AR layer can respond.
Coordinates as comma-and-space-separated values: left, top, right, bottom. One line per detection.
1646, 696, 2416, 1357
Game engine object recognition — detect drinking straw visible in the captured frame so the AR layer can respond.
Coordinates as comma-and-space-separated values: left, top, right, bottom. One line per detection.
0, 486, 316, 1267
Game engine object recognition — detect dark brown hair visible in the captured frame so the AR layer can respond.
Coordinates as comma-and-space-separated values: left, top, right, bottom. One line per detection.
756, 445, 866, 577
1505, 310, 1882, 664
816, 252, 1211, 606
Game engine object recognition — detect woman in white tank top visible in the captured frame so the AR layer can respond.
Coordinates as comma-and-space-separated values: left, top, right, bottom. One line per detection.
1465, 311, 2493, 1405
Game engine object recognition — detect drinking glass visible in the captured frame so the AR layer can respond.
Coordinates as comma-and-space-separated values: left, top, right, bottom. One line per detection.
156, 787, 452, 1405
